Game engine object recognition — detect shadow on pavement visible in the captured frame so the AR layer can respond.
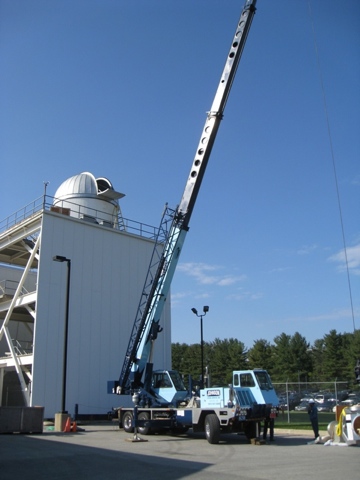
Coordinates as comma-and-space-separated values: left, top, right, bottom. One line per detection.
150, 429, 315, 447
0, 433, 210, 480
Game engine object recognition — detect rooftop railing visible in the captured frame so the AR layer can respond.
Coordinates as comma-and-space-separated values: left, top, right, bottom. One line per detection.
0, 195, 162, 241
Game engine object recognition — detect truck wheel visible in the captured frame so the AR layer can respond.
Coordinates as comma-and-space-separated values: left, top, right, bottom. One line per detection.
122, 411, 134, 433
137, 412, 151, 435
205, 413, 220, 444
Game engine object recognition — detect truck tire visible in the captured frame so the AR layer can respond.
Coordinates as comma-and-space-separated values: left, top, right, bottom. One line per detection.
137, 412, 151, 435
122, 411, 134, 433
205, 413, 220, 444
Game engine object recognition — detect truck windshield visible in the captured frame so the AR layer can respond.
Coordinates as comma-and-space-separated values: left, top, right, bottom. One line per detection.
254, 371, 273, 390
239, 373, 255, 387
169, 371, 187, 391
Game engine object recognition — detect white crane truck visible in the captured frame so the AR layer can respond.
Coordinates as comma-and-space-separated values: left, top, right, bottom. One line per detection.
118, 368, 278, 444
109, 0, 279, 444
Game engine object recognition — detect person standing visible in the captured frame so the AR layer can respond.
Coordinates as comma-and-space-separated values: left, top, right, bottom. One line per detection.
262, 416, 274, 441
307, 399, 319, 440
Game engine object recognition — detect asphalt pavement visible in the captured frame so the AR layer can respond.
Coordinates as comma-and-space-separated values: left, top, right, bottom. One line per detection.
1, 422, 358, 480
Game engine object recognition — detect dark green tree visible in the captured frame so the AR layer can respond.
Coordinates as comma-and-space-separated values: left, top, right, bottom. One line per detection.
351, 329, 360, 382
272, 333, 292, 381
288, 332, 312, 383
172, 328, 360, 390
342, 330, 360, 382
248, 339, 274, 373
207, 338, 248, 385
322, 330, 348, 380
171, 342, 189, 373
171, 342, 202, 386
309, 338, 325, 381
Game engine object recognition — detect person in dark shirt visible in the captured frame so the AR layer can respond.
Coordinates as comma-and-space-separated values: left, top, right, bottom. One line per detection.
307, 399, 319, 440
262, 416, 274, 441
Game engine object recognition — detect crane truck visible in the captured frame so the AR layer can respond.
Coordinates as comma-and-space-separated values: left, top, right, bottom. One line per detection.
108, 0, 279, 444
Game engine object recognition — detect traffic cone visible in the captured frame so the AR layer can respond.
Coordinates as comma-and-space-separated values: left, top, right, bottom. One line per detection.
64, 417, 71, 432
71, 421, 77, 432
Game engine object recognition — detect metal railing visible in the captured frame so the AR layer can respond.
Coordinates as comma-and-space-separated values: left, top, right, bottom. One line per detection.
0, 196, 45, 233
0, 195, 162, 241
0, 280, 30, 299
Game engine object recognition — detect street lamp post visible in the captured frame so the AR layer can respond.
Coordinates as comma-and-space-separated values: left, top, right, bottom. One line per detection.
191, 306, 209, 388
53, 255, 71, 414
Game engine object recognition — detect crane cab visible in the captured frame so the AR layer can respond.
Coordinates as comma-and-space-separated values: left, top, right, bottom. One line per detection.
151, 370, 189, 406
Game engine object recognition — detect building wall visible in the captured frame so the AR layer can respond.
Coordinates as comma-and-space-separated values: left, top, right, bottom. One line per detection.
32, 212, 171, 417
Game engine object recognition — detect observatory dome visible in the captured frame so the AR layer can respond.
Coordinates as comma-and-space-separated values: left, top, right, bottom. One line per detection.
54, 172, 98, 198
52, 172, 125, 227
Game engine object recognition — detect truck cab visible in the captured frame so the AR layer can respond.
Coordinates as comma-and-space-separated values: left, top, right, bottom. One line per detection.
232, 369, 279, 415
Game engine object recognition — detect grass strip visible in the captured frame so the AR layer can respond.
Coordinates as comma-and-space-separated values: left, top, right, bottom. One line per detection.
275, 411, 336, 430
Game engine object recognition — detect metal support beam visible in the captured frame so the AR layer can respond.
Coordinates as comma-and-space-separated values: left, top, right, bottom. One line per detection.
0, 234, 41, 406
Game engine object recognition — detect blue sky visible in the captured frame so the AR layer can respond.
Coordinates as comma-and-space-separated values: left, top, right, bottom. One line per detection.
1, 0, 359, 350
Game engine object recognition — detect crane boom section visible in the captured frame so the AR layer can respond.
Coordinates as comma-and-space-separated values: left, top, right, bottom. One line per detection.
118, 0, 257, 393
178, 0, 257, 227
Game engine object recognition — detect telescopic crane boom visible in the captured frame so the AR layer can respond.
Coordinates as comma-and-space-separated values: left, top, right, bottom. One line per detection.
116, 0, 257, 397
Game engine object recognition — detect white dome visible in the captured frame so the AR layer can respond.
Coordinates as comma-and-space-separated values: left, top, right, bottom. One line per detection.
54, 172, 99, 199
52, 172, 125, 227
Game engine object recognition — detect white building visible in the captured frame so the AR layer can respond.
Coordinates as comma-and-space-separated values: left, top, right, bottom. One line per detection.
0, 172, 171, 418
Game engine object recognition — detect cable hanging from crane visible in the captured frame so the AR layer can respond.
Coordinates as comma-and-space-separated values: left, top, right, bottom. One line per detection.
307, 0, 356, 333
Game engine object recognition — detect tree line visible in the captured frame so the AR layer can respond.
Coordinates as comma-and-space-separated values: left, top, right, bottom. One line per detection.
172, 329, 360, 387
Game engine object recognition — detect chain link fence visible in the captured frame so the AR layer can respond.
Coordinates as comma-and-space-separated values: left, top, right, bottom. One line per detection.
272, 380, 352, 423
273, 380, 350, 399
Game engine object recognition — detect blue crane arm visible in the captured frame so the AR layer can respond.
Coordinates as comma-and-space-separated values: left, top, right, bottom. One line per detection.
117, 0, 257, 394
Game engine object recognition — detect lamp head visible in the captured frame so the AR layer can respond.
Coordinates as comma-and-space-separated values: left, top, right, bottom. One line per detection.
191, 308, 198, 315
53, 255, 68, 262
203, 306, 209, 313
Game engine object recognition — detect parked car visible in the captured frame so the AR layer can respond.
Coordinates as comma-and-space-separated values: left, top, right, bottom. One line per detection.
337, 390, 350, 401
300, 395, 314, 403
338, 396, 360, 407
314, 393, 335, 404
295, 401, 309, 411
333, 396, 360, 412
348, 392, 360, 400
278, 393, 302, 411
317, 400, 337, 412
